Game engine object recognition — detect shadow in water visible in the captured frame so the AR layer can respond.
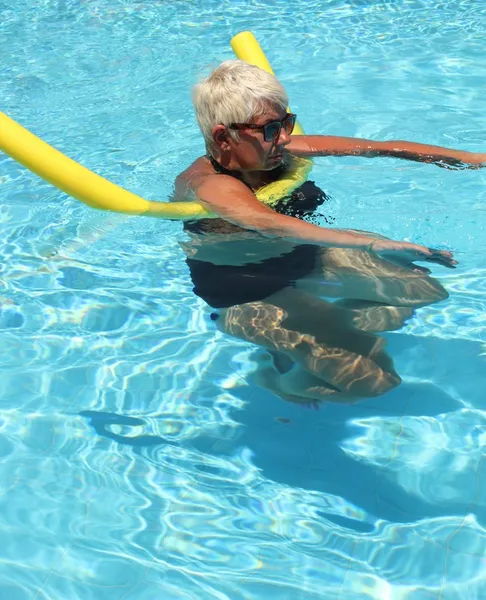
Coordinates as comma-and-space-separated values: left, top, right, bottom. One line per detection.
80, 411, 167, 447
80, 334, 486, 530
220, 334, 486, 527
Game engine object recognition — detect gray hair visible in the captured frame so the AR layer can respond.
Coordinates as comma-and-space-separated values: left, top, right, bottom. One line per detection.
192, 60, 288, 148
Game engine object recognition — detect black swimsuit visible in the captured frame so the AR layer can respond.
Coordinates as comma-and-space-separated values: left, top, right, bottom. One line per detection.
184, 156, 331, 309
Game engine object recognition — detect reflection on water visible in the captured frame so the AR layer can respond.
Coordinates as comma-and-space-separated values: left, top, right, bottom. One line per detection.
2, 0, 486, 597
1, 221, 485, 597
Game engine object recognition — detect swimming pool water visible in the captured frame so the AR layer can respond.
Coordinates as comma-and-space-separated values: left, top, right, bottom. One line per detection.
1, 1, 486, 598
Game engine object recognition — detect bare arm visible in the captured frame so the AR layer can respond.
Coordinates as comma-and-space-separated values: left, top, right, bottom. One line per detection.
195, 174, 456, 267
288, 135, 486, 168
197, 174, 374, 248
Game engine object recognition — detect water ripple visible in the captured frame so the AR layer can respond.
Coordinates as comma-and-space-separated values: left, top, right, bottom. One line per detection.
2, 0, 486, 598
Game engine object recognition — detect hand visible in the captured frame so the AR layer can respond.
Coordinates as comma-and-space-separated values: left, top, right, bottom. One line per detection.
432, 153, 486, 170
369, 240, 457, 269
469, 153, 486, 168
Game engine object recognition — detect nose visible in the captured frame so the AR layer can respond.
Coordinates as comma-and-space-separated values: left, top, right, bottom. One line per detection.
277, 126, 291, 146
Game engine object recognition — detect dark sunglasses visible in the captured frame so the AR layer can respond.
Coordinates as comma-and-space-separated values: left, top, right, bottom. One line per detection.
228, 113, 296, 143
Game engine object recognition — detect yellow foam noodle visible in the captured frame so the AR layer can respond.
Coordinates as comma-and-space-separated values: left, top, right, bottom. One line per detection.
231, 31, 276, 76
230, 31, 305, 136
0, 31, 311, 219
0, 111, 212, 220
230, 30, 311, 204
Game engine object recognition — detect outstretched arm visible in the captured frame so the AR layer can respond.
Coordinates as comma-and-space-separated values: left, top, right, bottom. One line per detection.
288, 135, 486, 168
194, 174, 457, 268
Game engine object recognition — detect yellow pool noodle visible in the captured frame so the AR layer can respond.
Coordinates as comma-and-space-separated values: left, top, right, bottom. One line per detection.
0, 32, 310, 219
230, 31, 305, 136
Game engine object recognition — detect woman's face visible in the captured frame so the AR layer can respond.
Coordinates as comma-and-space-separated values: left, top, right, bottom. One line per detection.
214, 104, 292, 172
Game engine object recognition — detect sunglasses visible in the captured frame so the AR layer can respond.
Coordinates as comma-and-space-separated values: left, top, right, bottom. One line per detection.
228, 113, 296, 143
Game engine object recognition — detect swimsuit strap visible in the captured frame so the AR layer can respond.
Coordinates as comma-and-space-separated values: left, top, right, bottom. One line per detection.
207, 154, 289, 189
207, 154, 253, 191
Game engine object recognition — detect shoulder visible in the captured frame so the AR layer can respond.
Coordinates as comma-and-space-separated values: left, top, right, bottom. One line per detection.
174, 156, 209, 199
175, 156, 254, 201
286, 136, 313, 156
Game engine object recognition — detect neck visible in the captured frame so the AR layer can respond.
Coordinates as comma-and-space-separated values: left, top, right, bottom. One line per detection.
207, 153, 272, 190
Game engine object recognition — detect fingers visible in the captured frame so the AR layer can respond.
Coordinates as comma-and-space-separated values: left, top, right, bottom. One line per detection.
423, 248, 458, 268
425, 258, 457, 268
378, 243, 458, 269
427, 248, 452, 256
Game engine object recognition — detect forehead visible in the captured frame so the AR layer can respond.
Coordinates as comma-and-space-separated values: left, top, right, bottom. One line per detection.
251, 104, 287, 125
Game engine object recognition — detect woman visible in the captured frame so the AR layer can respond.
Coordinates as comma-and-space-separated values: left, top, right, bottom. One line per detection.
174, 60, 482, 404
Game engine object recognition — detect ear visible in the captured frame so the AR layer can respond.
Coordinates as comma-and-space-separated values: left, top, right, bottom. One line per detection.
212, 125, 231, 151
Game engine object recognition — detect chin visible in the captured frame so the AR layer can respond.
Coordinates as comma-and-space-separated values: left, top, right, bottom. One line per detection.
265, 156, 284, 170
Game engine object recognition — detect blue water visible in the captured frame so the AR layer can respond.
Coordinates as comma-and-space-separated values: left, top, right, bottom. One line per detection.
1, 1, 486, 598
